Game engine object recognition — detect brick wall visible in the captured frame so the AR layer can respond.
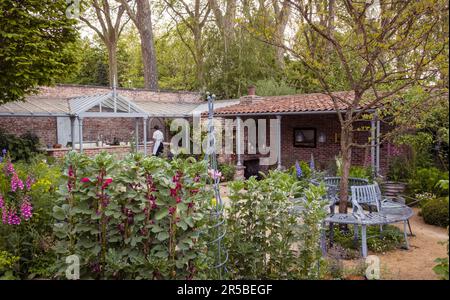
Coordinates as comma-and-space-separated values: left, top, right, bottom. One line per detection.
0, 116, 57, 146
0, 116, 172, 148
36, 85, 202, 103
218, 114, 391, 176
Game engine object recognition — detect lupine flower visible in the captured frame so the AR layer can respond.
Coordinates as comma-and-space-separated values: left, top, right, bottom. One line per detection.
11, 173, 24, 192
80, 177, 90, 183
295, 161, 302, 178
2, 149, 6, 156
102, 178, 113, 189
20, 198, 33, 220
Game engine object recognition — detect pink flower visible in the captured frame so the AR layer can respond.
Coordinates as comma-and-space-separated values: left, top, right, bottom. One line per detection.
208, 169, 222, 180
2, 208, 7, 224
25, 176, 35, 190
176, 196, 182, 204
4, 161, 15, 176
0, 195, 4, 209
170, 188, 178, 197
7, 208, 21, 225
80, 177, 90, 183
102, 178, 113, 189
11, 173, 24, 192
20, 198, 32, 220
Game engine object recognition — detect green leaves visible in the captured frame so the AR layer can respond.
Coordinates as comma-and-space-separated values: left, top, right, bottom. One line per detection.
155, 208, 169, 221
226, 170, 327, 279
0, 0, 78, 104
52, 153, 212, 279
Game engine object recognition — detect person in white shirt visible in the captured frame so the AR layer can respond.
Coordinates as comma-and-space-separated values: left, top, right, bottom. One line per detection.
152, 125, 164, 156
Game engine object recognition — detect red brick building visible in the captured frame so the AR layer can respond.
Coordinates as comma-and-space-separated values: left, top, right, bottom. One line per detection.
0, 84, 396, 177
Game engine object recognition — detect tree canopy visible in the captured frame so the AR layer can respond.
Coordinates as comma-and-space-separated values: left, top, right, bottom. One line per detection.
0, 0, 78, 104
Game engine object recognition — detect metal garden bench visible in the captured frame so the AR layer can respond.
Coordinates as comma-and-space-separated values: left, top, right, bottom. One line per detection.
322, 183, 414, 257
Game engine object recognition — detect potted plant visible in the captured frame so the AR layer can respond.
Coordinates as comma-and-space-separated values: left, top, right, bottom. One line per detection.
384, 156, 410, 197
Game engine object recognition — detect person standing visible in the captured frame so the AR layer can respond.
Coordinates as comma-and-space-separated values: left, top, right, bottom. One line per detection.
152, 125, 164, 156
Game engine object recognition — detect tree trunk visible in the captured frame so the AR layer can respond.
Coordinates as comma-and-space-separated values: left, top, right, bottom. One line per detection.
273, 1, 291, 69
136, 0, 158, 90
338, 124, 353, 214
193, 30, 204, 89
107, 42, 118, 87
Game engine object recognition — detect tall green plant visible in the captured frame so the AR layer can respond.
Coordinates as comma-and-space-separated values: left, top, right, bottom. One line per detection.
226, 171, 327, 279
53, 152, 214, 279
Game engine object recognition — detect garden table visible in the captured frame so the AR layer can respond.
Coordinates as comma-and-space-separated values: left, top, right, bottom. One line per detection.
293, 180, 414, 258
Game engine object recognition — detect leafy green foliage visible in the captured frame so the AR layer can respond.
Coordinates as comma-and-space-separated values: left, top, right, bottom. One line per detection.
408, 167, 449, 196
0, 131, 42, 162
0, 0, 78, 104
331, 225, 404, 254
52, 152, 214, 279
218, 163, 235, 182
253, 79, 297, 96
226, 170, 327, 279
433, 232, 449, 280
0, 250, 20, 280
421, 197, 449, 228
0, 155, 63, 279
387, 156, 412, 182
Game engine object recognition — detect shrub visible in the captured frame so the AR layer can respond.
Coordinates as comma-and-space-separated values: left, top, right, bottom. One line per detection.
0, 155, 62, 279
218, 163, 235, 182
0, 250, 19, 280
387, 156, 411, 182
421, 197, 449, 227
349, 166, 373, 181
253, 78, 297, 96
408, 167, 449, 196
52, 151, 214, 279
226, 170, 327, 279
0, 131, 42, 162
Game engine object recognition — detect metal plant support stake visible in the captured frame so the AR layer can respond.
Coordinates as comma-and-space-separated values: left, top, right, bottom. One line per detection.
204, 93, 228, 278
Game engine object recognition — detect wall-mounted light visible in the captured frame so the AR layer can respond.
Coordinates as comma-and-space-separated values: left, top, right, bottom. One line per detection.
318, 132, 326, 143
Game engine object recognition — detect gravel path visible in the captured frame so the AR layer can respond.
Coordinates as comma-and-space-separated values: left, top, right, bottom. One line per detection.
377, 208, 448, 280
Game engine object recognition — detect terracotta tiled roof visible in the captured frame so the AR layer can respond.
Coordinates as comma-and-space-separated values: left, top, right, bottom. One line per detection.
214, 91, 357, 115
